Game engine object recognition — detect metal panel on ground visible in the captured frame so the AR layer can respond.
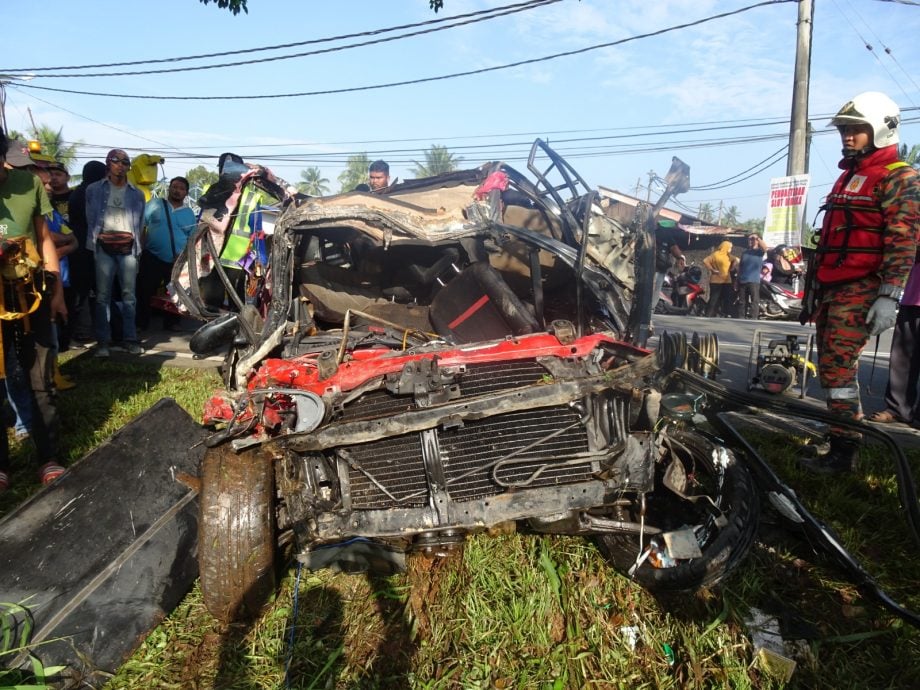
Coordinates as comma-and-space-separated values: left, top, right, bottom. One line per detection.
0, 397, 207, 687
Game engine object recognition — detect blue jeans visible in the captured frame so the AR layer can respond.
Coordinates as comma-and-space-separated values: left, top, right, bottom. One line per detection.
4, 344, 33, 435
94, 250, 139, 345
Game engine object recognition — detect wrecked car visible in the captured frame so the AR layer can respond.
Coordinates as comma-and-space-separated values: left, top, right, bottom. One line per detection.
176, 140, 759, 623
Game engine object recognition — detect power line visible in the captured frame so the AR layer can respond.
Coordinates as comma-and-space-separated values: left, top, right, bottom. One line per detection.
8, 0, 560, 79
0, 0, 557, 73
840, 0, 920, 102
13, 0, 797, 101
11, 87, 214, 167
692, 145, 789, 190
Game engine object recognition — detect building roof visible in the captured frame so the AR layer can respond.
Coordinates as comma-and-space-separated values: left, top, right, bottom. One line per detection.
597, 186, 747, 237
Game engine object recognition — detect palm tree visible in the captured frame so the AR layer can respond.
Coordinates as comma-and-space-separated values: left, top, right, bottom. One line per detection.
721, 205, 741, 227
29, 124, 81, 171
899, 143, 920, 170
411, 145, 462, 177
297, 167, 330, 196
337, 153, 371, 193
697, 203, 715, 223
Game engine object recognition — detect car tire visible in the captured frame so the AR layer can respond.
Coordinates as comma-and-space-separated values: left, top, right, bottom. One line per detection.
596, 430, 758, 591
199, 444, 276, 623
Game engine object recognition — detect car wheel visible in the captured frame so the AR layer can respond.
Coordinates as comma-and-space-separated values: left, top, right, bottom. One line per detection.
596, 430, 758, 591
199, 444, 276, 623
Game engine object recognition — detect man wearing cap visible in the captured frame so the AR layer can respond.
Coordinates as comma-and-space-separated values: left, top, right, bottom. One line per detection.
86, 149, 146, 357
800, 91, 920, 473
0, 129, 68, 491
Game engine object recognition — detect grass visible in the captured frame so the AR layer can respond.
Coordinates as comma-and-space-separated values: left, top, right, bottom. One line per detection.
2, 353, 920, 689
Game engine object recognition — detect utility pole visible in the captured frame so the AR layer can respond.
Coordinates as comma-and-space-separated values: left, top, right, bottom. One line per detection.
787, 0, 814, 176
0, 80, 8, 134
27, 107, 38, 138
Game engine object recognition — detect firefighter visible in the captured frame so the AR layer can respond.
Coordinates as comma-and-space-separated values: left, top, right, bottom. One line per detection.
800, 92, 920, 473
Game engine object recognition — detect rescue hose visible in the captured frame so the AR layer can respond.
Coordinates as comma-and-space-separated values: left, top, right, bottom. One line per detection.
667, 368, 920, 629
714, 410, 920, 630
669, 368, 920, 547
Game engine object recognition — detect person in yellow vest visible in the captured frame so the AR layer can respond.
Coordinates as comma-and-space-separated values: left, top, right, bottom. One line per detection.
0, 129, 68, 491
200, 177, 280, 311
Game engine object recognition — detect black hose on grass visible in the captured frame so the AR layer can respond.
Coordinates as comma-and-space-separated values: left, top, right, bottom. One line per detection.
668, 368, 920, 630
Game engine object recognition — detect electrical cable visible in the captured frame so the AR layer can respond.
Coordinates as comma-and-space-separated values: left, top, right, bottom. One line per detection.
10, 0, 561, 79
831, 0, 917, 106
0, 0, 557, 73
692, 145, 789, 190
12, 0, 797, 101
840, 0, 920, 101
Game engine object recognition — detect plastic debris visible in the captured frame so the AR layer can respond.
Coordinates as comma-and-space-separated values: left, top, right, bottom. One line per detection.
744, 608, 796, 682
662, 643, 676, 666
662, 528, 704, 560
620, 625, 639, 650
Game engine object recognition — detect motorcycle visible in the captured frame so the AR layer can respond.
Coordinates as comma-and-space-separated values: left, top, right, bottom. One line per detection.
759, 279, 803, 320
655, 265, 705, 315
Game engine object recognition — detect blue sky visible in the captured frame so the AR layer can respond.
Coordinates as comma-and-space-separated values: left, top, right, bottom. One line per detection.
2, 0, 918, 223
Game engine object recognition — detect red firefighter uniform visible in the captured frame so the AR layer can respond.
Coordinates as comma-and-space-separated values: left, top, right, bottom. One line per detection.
816, 145, 920, 422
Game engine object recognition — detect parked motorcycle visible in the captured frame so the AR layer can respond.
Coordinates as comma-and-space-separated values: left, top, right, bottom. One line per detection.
655, 265, 705, 315
759, 279, 803, 320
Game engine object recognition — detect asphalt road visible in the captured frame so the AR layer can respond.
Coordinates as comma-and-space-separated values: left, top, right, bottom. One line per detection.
651, 313, 894, 416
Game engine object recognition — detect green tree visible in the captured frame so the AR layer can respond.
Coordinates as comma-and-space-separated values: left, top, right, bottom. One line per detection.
721, 205, 741, 227
411, 145, 462, 177
697, 203, 714, 223
899, 143, 920, 170
740, 218, 765, 235
199, 0, 247, 14
297, 167, 330, 196
185, 165, 219, 199
29, 124, 81, 172
337, 153, 371, 193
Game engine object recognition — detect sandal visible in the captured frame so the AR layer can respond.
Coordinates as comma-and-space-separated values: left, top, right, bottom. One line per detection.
868, 409, 904, 424
39, 462, 66, 486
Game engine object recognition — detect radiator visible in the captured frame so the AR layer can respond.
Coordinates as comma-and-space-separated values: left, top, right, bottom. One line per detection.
340, 361, 594, 509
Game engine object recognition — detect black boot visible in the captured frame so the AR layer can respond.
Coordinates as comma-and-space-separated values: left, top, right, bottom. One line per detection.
800, 436, 859, 475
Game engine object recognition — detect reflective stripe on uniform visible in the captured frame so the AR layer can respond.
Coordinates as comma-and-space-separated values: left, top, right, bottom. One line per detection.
826, 385, 859, 400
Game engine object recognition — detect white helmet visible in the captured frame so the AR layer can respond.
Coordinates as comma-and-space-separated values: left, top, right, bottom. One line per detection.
828, 91, 900, 148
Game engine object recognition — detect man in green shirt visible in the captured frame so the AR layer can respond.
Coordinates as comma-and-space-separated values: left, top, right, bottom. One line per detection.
0, 129, 68, 491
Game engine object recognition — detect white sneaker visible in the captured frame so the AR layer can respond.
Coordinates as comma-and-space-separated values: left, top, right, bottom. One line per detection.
94, 346, 110, 359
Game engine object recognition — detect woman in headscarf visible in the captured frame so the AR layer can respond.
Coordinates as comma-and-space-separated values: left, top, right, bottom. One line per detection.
702, 240, 739, 317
